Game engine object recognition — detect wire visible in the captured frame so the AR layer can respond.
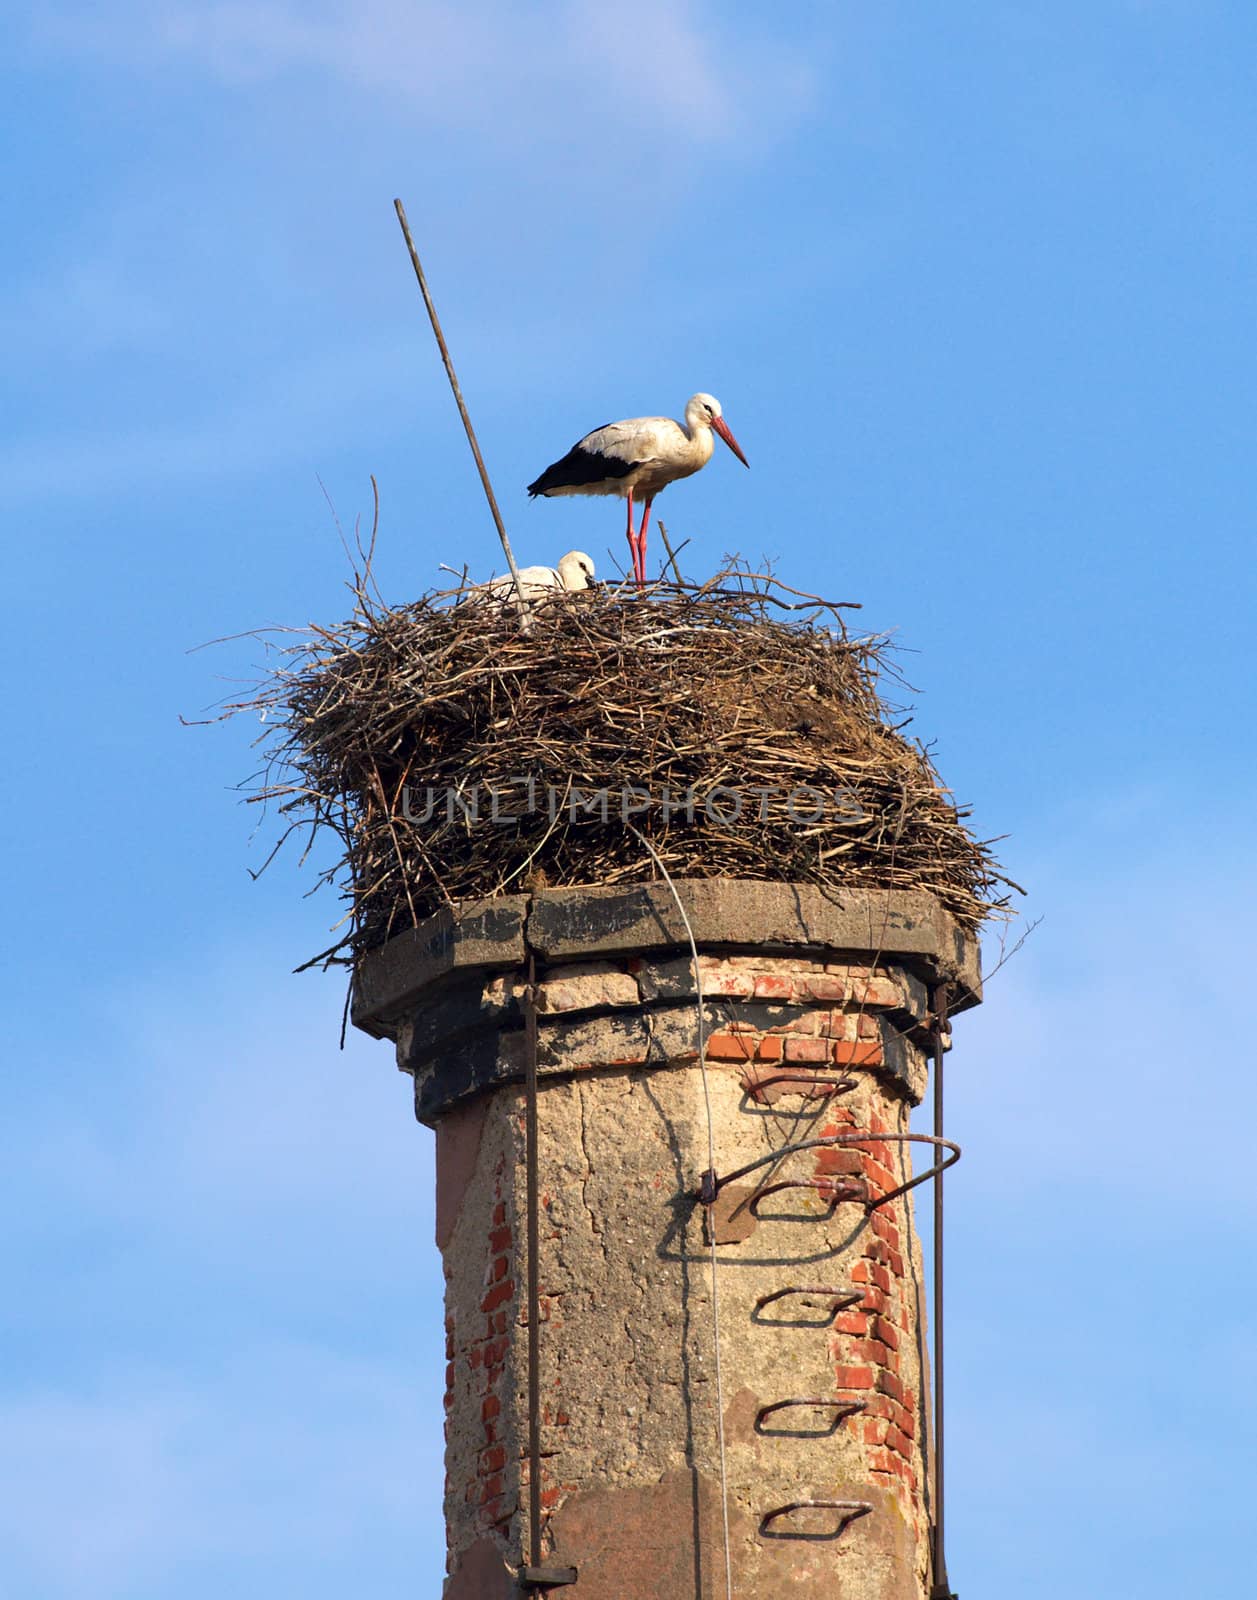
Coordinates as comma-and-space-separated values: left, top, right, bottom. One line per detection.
626, 827, 733, 1600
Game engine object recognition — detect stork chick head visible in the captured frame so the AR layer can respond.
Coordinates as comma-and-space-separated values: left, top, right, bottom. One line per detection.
556, 550, 596, 591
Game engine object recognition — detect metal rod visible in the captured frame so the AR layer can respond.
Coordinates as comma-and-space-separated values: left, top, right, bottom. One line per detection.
523, 954, 543, 1570
930, 982, 954, 1600
760, 1500, 872, 1540
755, 1397, 866, 1430
749, 1177, 865, 1215
753, 1285, 863, 1317
745, 1072, 857, 1100
392, 198, 533, 633
702, 1132, 960, 1201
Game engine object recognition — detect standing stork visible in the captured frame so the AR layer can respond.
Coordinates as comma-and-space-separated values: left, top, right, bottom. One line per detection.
527, 393, 749, 586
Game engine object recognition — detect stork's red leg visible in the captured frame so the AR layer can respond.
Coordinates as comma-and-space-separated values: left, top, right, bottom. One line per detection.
637, 499, 654, 585
626, 487, 642, 586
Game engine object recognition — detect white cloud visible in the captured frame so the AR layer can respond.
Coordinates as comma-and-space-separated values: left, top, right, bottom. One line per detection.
35, 0, 814, 147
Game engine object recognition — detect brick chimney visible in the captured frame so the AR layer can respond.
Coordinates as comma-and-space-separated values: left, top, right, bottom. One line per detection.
353, 879, 979, 1599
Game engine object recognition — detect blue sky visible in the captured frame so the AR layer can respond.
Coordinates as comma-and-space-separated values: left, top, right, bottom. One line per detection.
3, 3, 1254, 1595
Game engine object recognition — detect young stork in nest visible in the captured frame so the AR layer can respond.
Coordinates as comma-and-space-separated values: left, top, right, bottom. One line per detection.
527, 393, 749, 586
464, 550, 596, 606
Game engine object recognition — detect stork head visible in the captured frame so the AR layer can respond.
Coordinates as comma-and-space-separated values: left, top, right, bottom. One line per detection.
556, 550, 596, 591
685, 393, 750, 468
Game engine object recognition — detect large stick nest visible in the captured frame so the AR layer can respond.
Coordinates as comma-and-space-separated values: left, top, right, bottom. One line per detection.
221, 563, 1017, 966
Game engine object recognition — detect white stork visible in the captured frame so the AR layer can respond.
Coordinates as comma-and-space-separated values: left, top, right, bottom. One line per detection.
464, 549, 596, 605
527, 393, 749, 586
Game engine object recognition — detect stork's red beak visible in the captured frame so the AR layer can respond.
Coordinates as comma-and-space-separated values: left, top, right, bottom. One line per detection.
712, 415, 750, 468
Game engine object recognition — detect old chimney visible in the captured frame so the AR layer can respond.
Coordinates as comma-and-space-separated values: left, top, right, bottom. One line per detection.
353, 877, 979, 1599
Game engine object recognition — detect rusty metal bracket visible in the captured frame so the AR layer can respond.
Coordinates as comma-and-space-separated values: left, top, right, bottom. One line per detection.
755, 1396, 866, 1436
760, 1499, 872, 1541
752, 1285, 863, 1321
698, 1132, 960, 1212
864, 1134, 961, 1212
749, 1177, 866, 1216
745, 1071, 857, 1101
520, 1565, 578, 1588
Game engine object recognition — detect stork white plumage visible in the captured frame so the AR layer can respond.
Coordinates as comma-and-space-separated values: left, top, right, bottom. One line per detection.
527, 393, 750, 586
464, 549, 596, 605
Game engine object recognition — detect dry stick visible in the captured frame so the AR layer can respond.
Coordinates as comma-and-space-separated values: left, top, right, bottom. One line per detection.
658, 521, 685, 586
392, 198, 534, 635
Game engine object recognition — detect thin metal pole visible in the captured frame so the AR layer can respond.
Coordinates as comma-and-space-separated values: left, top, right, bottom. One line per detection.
392, 198, 533, 632
931, 982, 954, 1600
523, 955, 543, 1569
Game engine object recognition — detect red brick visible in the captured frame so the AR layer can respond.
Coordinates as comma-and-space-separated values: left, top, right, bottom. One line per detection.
888, 1427, 911, 1459
755, 1034, 784, 1062
832, 1311, 869, 1336
872, 1316, 900, 1352
870, 1210, 900, 1244
492, 1255, 509, 1282
863, 1393, 895, 1421
862, 1419, 886, 1446
480, 1445, 506, 1474
482, 1394, 500, 1422
784, 1036, 831, 1064
834, 1365, 875, 1390
702, 970, 756, 998
876, 1370, 905, 1404
833, 1040, 882, 1066
888, 1249, 906, 1277
540, 1486, 562, 1509
706, 1031, 756, 1061
492, 1203, 506, 1226
481, 1279, 514, 1313
800, 974, 846, 1001
489, 1227, 512, 1253
753, 974, 795, 1000
850, 1338, 894, 1367
850, 1261, 870, 1284
815, 1147, 863, 1176
860, 1285, 888, 1314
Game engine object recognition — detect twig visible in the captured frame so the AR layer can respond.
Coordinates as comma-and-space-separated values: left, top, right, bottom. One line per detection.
658, 522, 685, 585
393, 198, 533, 635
